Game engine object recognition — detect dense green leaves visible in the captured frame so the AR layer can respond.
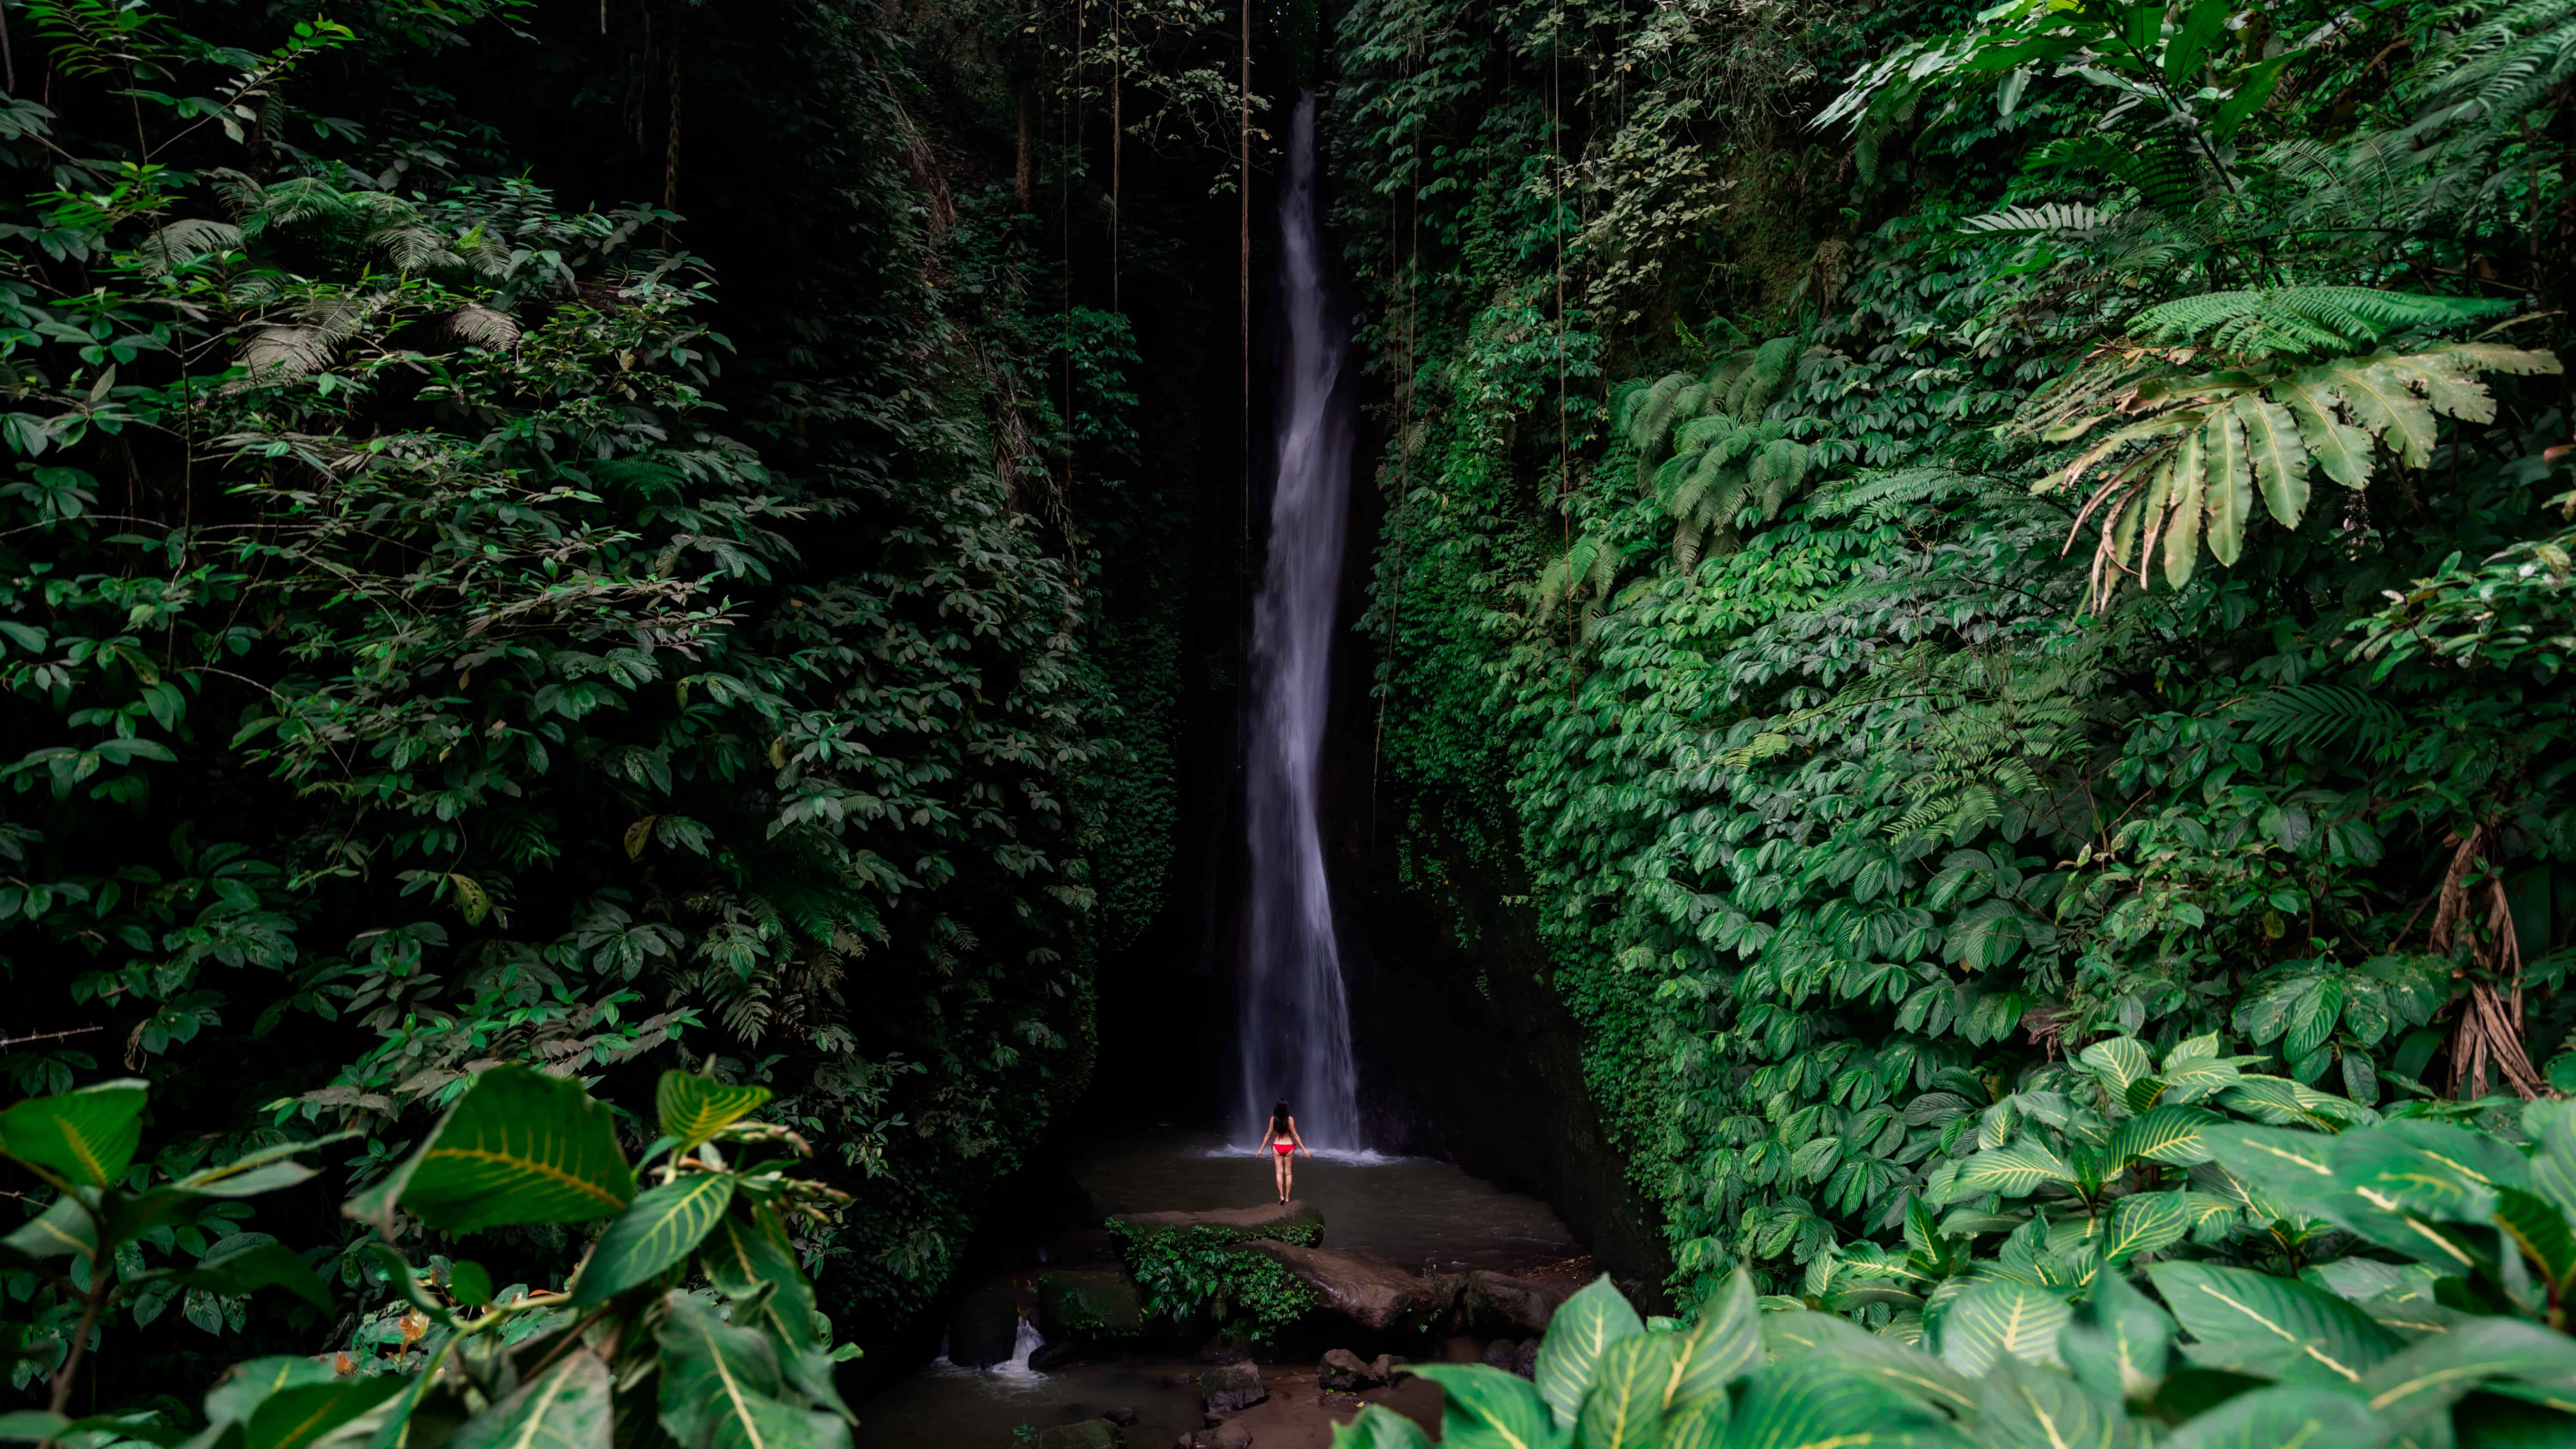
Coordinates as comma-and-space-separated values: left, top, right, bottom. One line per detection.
570, 1176, 735, 1306
0, 1080, 148, 1188
359, 1067, 635, 1235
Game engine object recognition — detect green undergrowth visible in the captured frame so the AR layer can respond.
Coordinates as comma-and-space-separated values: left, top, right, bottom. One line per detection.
1334, 0, 2576, 1314
1109, 1216, 1326, 1341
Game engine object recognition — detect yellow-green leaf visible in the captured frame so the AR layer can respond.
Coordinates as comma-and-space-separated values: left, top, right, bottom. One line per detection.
2272, 369, 2373, 489
657, 1072, 773, 1151
2202, 407, 2250, 567
0, 1078, 147, 1188
2235, 394, 2309, 529
2164, 427, 2205, 588
571, 1173, 735, 1306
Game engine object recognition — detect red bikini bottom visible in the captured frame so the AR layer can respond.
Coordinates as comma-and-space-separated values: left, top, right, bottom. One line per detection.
1271, 1142, 1293, 1155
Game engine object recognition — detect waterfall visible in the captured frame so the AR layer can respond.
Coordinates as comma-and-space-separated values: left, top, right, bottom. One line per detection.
1237, 90, 1362, 1151
992, 1315, 1045, 1378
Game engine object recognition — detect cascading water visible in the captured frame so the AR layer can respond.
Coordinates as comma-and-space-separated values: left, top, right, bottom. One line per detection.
1236, 90, 1363, 1152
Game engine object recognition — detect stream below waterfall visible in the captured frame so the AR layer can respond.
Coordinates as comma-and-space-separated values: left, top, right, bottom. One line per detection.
852, 1136, 1583, 1447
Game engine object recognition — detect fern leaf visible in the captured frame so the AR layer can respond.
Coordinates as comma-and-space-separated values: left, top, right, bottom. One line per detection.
2233, 395, 2309, 529
1961, 202, 2107, 235
2128, 287, 2515, 359
2236, 683, 2400, 752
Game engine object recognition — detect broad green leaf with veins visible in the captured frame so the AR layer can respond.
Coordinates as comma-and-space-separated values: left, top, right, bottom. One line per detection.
443, 1356, 612, 1449
2358, 1319, 2576, 1446
1662, 1267, 1761, 1407
1577, 1334, 1675, 1449
571, 1174, 735, 1306
656, 1292, 849, 1449
0, 1079, 148, 1187
2106, 1106, 2221, 1168
1410, 1364, 1571, 1449
1978, 1353, 2142, 1449
1331, 1406, 1433, 1449
2060, 1272, 2174, 1405
355, 1066, 635, 1235
1716, 1359, 1968, 1449
656, 1072, 774, 1151
243, 1378, 410, 1449
2159, 1385, 2372, 1449
2148, 1261, 2402, 1385
1532, 1275, 1643, 1426
1938, 1279, 2072, 1374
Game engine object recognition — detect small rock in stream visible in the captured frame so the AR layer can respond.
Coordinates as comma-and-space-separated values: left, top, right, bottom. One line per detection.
1483, 1338, 1519, 1369
1195, 1360, 1267, 1415
1103, 1406, 1139, 1427
1319, 1348, 1382, 1391
1512, 1339, 1540, 1379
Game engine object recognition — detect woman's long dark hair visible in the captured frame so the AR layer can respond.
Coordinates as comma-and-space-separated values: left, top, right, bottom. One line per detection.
1270, 1100, 1290, 1138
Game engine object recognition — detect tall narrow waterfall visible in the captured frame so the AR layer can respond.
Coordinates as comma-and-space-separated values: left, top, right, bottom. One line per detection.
1236, 91, 1361, 1150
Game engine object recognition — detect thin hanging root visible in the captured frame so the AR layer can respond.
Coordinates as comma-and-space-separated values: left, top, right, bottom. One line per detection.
2437, 825, 2553, 1100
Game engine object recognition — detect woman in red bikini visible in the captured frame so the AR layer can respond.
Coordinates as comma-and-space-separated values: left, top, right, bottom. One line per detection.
1266, 1099, 1309, 1204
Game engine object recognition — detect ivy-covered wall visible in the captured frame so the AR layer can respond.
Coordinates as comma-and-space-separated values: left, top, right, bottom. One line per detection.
1328, 0, 2576, 1313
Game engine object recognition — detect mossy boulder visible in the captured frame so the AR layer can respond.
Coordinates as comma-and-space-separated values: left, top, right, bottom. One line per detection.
1038, 1268, 1144, 1338
1032, 1423, 1118, 1449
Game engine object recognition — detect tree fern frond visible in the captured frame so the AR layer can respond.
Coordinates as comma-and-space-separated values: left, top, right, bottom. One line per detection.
2126, 287, 2516, 360
2235, 683, 2401, 753
1961, 202, 2108, 236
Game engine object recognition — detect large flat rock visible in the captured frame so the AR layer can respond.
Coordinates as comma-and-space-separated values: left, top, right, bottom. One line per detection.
1112, 1199, 1324, 1241
1460, 1269, 1576, 1336
1245, 1240, 1444, 1334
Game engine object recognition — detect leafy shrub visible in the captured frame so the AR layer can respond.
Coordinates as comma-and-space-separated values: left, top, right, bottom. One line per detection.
0, 1068, 857, 1449
1343, 1089, 2576, 1446
1110, 1218, 1322, 1342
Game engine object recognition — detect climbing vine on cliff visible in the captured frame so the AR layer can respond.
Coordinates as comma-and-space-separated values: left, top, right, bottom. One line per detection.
1334, 0, 2576, 1309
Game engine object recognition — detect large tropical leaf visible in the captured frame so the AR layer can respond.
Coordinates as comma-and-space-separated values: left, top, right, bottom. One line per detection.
571, 1174, 735, 1306
1977, 1354, 2140, 1449
1410, 1364, 1571, 1449
2058, 1272, 2174, 1405
1713, 1359, 1966, 1449
656, 1292, 848, 1449
444, 1353, 612, 1449
352, 1066, 635, 1235
1938, 1142, 2077, 1203
2105, 1106, 2221, 1169
2159, 1385, 2372, 1449
1331, 1406, 1434, 1449
2521, 1099, 2576, 1224
0, 1080, 148, 1187
2148, 1261, 2401, 1385
2101, 1193, 2189, 1266
656, 1073, 773, 1152
2327, 1120, 2528, 1222
2358, 1318, 2576, 1446
1662, 1268, 1762, 1408
1533, 1275, 1644, 1427
1937, 1280, 2071, 1375
242, 1378, 410, 1449
1792, 1337, 1978, 1419
1579, 1335, 1677, 1449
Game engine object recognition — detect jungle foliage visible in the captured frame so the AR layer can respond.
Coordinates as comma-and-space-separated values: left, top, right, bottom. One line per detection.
1334, 0, 2576, 1323
1340, 1063, 2576, 1446
0, 0, 1231, 1412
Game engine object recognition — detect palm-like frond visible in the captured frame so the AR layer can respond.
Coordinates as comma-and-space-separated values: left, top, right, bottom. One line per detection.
2125, 287, 2516, 360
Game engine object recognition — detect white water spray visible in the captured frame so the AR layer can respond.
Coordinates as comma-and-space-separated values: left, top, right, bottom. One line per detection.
1237, 91, 1362, 1151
